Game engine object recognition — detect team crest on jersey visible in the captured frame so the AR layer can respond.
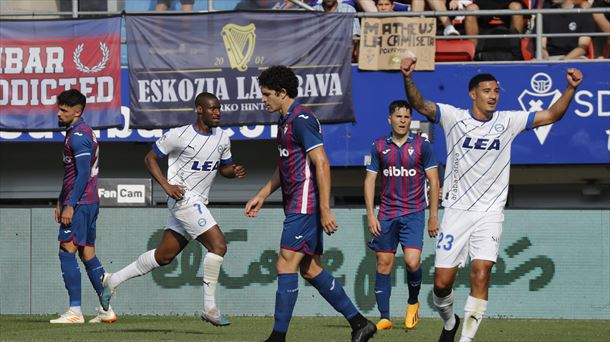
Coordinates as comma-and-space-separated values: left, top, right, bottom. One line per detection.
63, 155, 71, 163
494, 123, 505, 133
407, 145, 414, 156
517, 73, 562, 145
217, 145, 224, 154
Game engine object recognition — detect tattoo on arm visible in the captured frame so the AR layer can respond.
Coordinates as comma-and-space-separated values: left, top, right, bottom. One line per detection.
404, 77, 436, 119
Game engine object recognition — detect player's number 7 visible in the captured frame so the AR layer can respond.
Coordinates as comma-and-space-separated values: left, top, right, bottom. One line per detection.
194, 203, 202, 214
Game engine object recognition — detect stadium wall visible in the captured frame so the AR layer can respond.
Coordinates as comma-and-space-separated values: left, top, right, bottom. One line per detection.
1, 208, 608, 319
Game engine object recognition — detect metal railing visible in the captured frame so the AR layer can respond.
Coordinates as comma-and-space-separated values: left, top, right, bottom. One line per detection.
1, 5, 609, 61
357, 7, 610, 60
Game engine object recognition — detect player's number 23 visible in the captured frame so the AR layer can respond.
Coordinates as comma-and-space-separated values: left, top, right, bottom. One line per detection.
436, 233, 454, 251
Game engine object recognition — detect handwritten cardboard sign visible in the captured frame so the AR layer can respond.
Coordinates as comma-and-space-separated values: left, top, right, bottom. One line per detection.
358, 17, 436, 71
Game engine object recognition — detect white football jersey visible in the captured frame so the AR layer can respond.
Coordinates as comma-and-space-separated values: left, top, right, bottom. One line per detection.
437, 103, 534, 212
154, 124, 232, 204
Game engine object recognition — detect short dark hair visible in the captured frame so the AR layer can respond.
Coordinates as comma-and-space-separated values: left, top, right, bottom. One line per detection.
468, 73, 498, 91
258, 65, 299, 98
57, 89, 86, 111
195, 92, 218, 107
388, 100, 411, 115
375, 0, 394, 4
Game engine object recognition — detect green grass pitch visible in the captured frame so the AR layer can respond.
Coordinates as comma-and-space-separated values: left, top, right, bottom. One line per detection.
1, 315, 608, 341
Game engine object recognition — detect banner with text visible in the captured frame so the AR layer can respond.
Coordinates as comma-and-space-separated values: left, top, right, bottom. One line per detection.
359, 17, 436, 71
126, 12, 355, 128
0, 18, 122, 131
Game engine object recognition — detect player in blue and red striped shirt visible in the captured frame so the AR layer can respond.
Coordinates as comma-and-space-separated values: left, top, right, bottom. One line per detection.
364, 100, 440, 332
50, 89, 115, 324
245, 66, 376, 342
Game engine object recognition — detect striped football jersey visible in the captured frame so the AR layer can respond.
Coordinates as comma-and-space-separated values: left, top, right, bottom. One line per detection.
435, 103, 534, 212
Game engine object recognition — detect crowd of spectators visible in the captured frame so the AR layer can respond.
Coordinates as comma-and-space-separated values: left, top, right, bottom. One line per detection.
219, 0, 609, 60
9, 0, 607, 60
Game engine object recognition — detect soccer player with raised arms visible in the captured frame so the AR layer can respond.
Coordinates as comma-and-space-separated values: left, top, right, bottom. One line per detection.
51, 89, 116, 324
245, 65, 377, 342
364, 100, 440, 331
101, 92, 245, 326
401, 57, 583, 342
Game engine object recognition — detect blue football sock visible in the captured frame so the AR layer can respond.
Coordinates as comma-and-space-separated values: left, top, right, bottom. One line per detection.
375, 272, 392, 319
59, 251, 81, 307
273, 273, 299, 333
83, 256, 105, 297
407, 267, 422, 305
309, 270, 358, 320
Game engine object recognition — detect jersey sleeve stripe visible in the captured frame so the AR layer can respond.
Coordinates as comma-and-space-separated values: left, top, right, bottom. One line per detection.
152, 143, 166, 158
525, 112, 535, 130
366, 169, 378, 173
433, 104, 442, 124
74, 152, 91, 158
424, 165, 438, 170
219, 157, 233, 166
305, 143, 323, 152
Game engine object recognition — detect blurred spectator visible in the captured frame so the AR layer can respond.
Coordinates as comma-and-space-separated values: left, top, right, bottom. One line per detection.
411, 0, 460, 35
313, 0, 361, 36
155, 0, 194, 11
235, 0, 276, 9
375, 0, 395, 11
311, 0, 379, 11
592, 0, 610, 57
464, 0, 525, 46
542, 0, 595, 59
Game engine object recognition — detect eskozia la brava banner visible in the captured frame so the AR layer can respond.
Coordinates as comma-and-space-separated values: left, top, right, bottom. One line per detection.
126, 12, 355, 129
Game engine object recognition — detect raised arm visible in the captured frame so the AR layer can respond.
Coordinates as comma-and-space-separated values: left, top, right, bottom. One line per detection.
400, 57, 438, 121
532, 68, 583, 128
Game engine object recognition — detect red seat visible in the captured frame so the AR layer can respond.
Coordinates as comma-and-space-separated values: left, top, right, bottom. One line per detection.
435, 40, 475, 62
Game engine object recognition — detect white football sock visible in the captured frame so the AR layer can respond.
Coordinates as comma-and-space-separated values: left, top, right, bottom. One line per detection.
433, 290, 456, 330
459, 296, 488, 342
69, 306, 82, 316
109, 249, 160, 289
202, 253, 223, 312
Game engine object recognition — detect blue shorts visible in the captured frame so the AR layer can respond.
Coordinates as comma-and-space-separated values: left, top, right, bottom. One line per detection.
58, 204, 99, 247
280, 213, 323, 256
368, 211, 425, 253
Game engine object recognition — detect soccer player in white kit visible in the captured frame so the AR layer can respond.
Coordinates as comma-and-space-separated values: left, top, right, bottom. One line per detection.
400, 57, 583, 342
101, 92, 246, 326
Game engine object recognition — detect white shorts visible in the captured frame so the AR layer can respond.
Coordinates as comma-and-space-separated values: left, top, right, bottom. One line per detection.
165, 193, 217, 241
434, 207, 504, 268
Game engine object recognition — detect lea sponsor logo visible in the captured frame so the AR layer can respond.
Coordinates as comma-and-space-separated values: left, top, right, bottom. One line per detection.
191, 160, 219, 172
